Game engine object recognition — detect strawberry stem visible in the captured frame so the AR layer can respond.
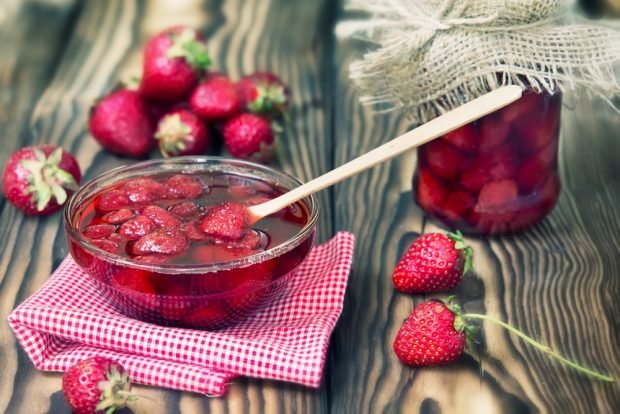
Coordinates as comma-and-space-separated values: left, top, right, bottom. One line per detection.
447, 230, 474, 274
462, 313, 615, 382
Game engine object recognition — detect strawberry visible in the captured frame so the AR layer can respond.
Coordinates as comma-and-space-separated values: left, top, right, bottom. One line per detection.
181, 220, 211, 241
420, 140, 464, 179
198, 202, 250, 241
516, 140, 558, 192
393, 297, 615, 383
118, 215, 158, 240
154, 109, 209, 157
96, 190, 131, 212
89, 89, 154, 157
393, 299, 470, 367
90, 239, 120, 254
459, 144, 517, 192
102, 208, 135, 224
474, 180, 519, 213
514, 100, 561, 155
132, 227, 189, 256
478, 114, 511, 151
500, 92, 541, 124
133, 254, 170, 264
414, 169, 447, 213
121, 178, 168, 204
222, 113, 277, 163
141, 205, 181, 228
112, 268, 157, 295
236, 72, 289, 118
436, 191, 475, 223
62, 357, 136, 414
169, 201, 201, 219
443, 123, 477, 152
190, 75, 241, 121
392, 231, 473, 294
82, 224, 116, 240
2, 145, 81, 215
164, 174, 204, 199
140, 26, 210, 102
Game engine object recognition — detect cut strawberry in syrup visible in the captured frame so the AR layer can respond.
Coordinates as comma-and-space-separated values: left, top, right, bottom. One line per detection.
478, 115, 511, 151
169, 201, 201, 219
132, 228, 189, 256
420, 140, 464, 179
437, 191, 475, 223
500, 92, 541, 124
443, 123, 477, 152
516, 140, 558, 192
459, 144, 517, 192
414, 169, 447, 212
164, 174, 205, 199
96, 190, 131, 211
198, 202, 250, 241
475, 180, 519, 213
102, 208, 135, 224
82, 224, 116, 240
119, 215, 159, 240
122, 178, 168, 204
141, 205, 181, 228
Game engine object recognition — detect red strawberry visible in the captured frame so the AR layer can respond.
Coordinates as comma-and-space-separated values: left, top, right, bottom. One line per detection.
140, 26, 210, 102
236, 72, 289, 118
393, 299, 470, 367
181, 220, 211, 241
2, 145, 81, 215
500, 92, 541, 124
459, 144, 517, 192
474, 180, 519, 213
514, 100, 561, 155
96, 190, 131, 212
414, 169, 447, 213
190, 75, 241, 121
222, 113, 277, 163
169, 201, 201, 219
436, 191, 475, 223
112, 268, 157, 295
132, 227, 189, 256
478, 115, 511, 151
89, 89, 154, 157
420, 140, 464, 179
393, 297, 615, 382
62, 357, 135, 414
154, 109, 209, 157
198, 202, 250, 241
164, 174, 204, 199
121, 178, 168, 204
516, 140, 558, 192
82, 224, 116, 240
102, 208, 135, 224
443, 123, 477, 152
392, 231, 473, 294
133, 254, 170, 265
141, 205, 181, 228
90, 239, 120, 254
118, 215, 159, 240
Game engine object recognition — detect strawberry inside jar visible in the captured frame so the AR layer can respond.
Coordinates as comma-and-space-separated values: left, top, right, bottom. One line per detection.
413, 90, 562, 235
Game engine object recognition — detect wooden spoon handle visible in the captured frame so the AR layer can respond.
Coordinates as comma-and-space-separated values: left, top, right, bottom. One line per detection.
248, 85, 523, 220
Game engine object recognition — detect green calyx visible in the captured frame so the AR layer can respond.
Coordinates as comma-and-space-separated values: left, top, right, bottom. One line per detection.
154, 114, 193, 158
248, 84, 287, 116
447, 230, 474, 274
95, 365, 136, 414
166, 28, 210, 71
20, 148, 78, 212
446, 295, 477, 343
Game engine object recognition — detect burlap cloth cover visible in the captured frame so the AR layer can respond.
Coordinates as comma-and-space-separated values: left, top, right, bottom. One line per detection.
337, 0, 620, 123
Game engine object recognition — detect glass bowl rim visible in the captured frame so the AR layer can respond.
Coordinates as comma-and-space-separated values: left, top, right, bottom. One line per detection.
63, 156, 319, 275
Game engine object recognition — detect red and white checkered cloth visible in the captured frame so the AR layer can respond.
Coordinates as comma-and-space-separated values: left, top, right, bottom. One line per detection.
8, 232, 354, 396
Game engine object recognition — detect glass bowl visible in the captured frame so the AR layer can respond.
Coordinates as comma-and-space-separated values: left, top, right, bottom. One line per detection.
64, 157, 318, 329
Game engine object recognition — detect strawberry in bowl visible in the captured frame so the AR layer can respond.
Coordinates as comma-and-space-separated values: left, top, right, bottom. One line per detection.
63, 156, 317, 329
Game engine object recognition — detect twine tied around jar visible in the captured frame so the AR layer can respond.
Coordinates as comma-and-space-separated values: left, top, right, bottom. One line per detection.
336, 0, 620, 123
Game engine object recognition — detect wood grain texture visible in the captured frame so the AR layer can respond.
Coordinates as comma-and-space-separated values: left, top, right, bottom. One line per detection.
0, 0, 333, 413
329, 6, 620, 414
1, 0, 620, 413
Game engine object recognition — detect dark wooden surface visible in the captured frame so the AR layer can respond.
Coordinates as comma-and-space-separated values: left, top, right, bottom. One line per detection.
1, 0, 619, 413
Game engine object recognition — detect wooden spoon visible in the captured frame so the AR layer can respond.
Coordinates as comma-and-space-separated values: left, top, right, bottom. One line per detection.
247, 85, 523, 224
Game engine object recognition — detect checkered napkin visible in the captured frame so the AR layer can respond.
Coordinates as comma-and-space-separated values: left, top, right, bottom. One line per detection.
8, 232, 354, 396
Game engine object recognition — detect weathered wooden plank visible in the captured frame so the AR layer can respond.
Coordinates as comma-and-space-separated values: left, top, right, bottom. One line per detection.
330, 9, 620, 414
1, 0, 334, 413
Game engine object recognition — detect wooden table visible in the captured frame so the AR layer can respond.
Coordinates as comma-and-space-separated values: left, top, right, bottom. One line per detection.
1, 1, 619, 412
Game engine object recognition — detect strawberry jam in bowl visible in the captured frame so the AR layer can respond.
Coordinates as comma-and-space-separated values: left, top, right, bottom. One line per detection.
64, 157, 317, 329
414, 90, 562, 235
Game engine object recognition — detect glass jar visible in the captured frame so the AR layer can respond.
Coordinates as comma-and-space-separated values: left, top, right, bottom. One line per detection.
413, 90, 562, 235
